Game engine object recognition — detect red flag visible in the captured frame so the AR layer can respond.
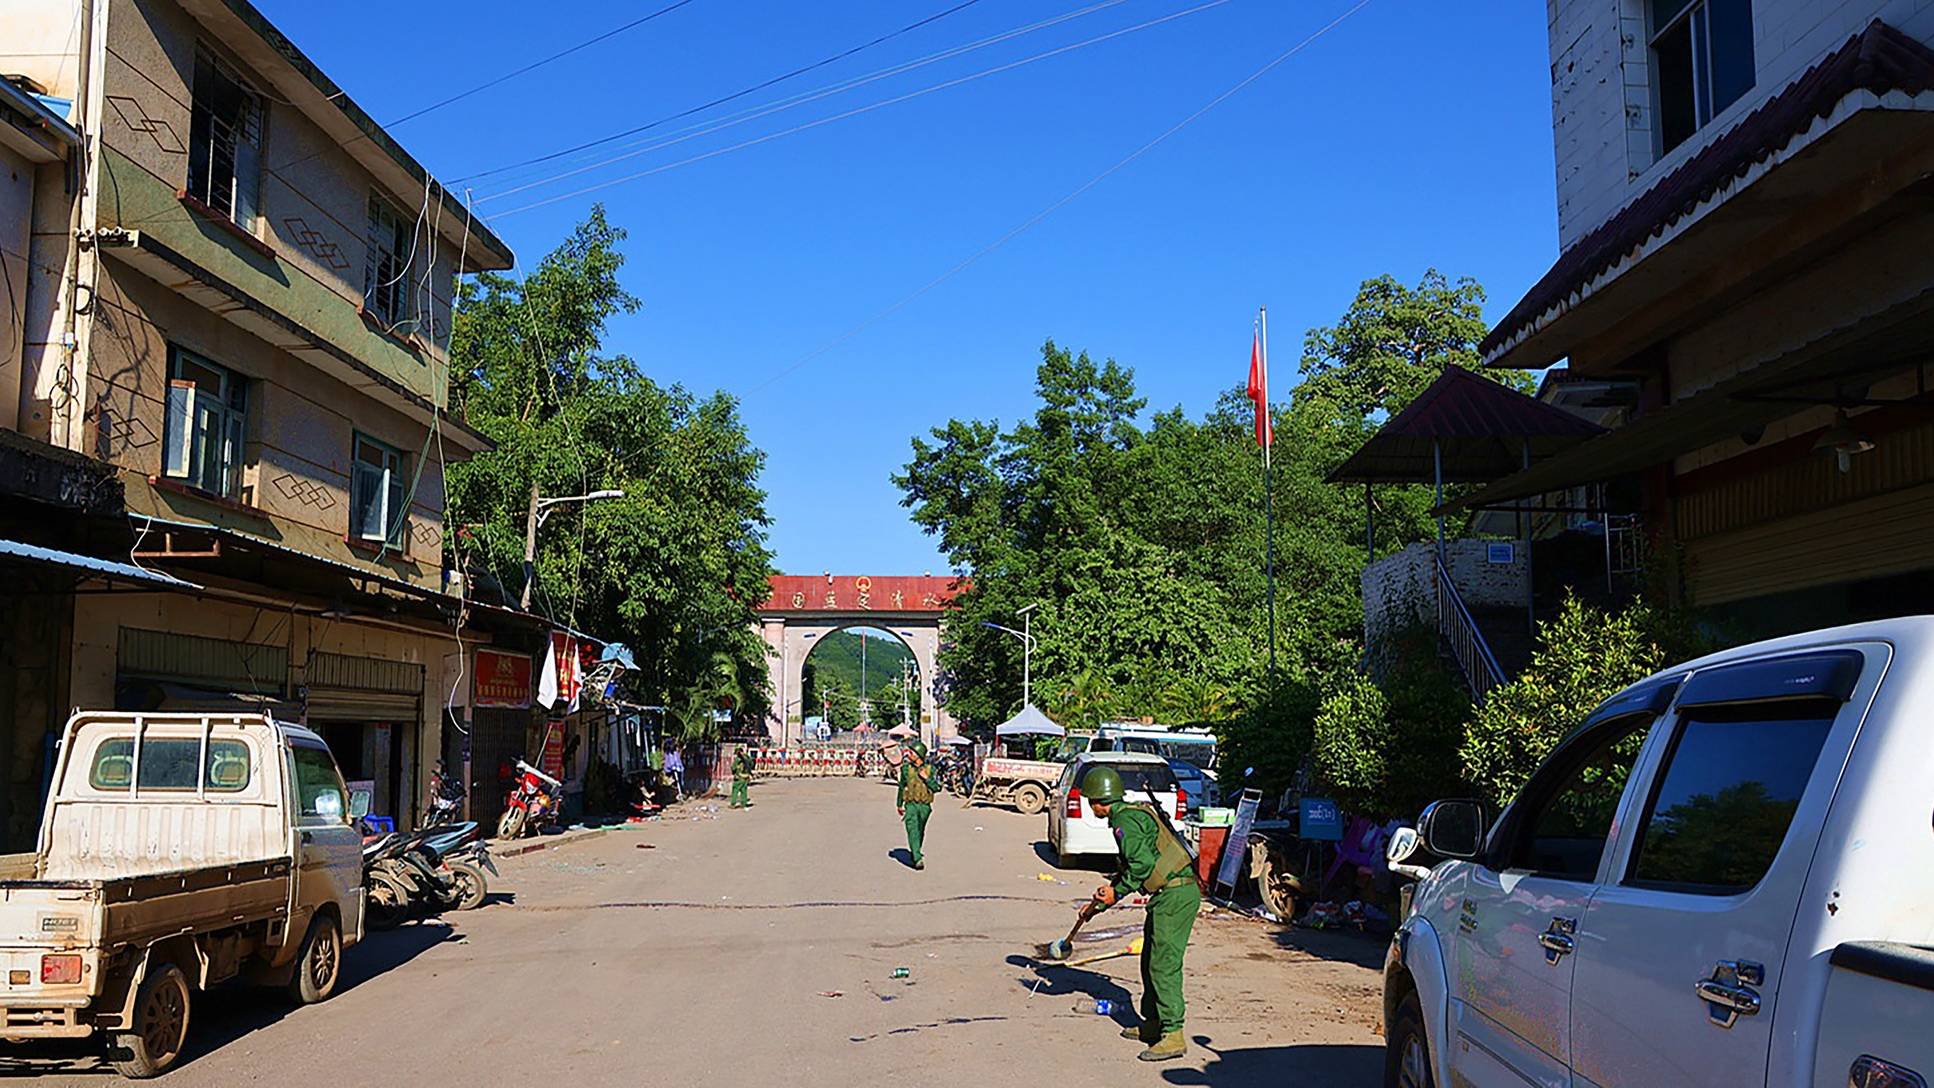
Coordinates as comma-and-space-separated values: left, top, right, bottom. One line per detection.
1246, 330, 1272, 450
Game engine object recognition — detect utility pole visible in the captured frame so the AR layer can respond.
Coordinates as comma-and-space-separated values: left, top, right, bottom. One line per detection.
521, 483, 540, 610
1018, 603, 1038, 707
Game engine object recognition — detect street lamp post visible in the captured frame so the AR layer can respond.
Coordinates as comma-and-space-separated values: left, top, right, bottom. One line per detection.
982, 602, 1040, 709
521, 486, 625, 609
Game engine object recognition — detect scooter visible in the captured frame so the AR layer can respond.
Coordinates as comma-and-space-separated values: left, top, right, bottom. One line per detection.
420, 761, 465, 828
497, 759, 563, 840
396, 822, 493, 913
361, 832, 416, 931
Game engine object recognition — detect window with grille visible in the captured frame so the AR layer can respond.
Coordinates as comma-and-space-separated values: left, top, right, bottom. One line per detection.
186, 46, 264, 227
1650, 0, 1755, 155
350, 432, 407, 548
162, 347, 248, 499
364, 195, 414, 329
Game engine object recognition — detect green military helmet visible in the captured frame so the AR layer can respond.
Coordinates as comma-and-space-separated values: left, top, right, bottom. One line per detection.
1080, 764, 1125, 804
909, 740, 928, 758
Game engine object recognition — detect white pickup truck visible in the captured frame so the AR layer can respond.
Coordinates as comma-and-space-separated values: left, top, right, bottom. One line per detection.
1385, 617, 1934, 1088
0, 712, 363, 1078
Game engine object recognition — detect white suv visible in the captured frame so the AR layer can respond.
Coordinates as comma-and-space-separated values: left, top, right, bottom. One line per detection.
1048, 752, 1184, 864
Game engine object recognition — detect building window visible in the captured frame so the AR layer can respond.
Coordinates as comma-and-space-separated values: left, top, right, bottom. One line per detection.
364, 195, 414, 329
350, 432, 407, 548
162, 347, 248, 499
186, 46, 264, 227
1650, 0, 1755, 155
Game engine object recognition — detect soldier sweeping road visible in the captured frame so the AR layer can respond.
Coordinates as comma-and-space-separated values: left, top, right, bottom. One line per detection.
729, 747, 754, 809
1078, 764, 1200, 1062
896, 741, 936, 869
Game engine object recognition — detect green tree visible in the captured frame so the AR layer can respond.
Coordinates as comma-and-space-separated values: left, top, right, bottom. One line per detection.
446, 208, 775, 727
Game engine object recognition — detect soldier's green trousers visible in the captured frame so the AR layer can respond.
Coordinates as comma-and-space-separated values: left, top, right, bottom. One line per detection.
903, 801, 931, 865
730, 777, 749, 808
1139, 880, 1200, 1034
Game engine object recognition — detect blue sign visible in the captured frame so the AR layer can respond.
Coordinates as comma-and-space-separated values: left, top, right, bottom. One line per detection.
1299, 796, 1344, 841
1486, 542, 1516, 564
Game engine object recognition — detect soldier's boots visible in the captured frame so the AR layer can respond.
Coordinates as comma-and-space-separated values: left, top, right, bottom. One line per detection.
1137, 1031, 1187, 1062
913, 859, 926, 870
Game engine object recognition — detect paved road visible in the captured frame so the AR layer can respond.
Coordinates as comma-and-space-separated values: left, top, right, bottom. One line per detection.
11, 777, 1384, 1085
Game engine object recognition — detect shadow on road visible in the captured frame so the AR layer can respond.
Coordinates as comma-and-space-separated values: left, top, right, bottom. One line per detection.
1005, 954, 1135, 1026
0, 922, 457, 1078
1032, 840, 1111, 872
1264, 925, 1388, 970
1161, 1037, 1381, 1087
887, 848, 916, 868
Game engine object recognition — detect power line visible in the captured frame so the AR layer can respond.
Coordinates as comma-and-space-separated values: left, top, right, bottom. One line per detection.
388, 0, 704, 128
745, 0, 1377, 396
483, 0, 1236, 218
470, 0, 1139, 203
454, 0, 993, 185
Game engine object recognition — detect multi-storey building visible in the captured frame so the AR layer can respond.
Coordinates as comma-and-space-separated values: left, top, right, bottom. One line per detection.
0, 0, 542, 841
1454, 2, 1934, 635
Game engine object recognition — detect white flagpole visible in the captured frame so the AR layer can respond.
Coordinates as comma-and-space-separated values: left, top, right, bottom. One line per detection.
1260, 305, 1276, 682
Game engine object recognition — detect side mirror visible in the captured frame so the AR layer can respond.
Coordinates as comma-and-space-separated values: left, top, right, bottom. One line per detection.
1386, 825, 1421, 865
1418, 799, 1487, 860
347, 788, 372, 821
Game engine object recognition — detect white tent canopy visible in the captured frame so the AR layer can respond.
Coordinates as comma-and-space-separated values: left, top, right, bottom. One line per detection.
994, 704, 1064, 738
885, 724, 916, 738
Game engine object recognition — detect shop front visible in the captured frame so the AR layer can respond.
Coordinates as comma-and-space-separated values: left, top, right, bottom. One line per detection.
301, 651, 423, 829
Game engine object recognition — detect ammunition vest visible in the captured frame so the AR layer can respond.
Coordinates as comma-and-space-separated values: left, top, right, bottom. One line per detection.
902, 764, 935, 805
1116, 802, 1197, 893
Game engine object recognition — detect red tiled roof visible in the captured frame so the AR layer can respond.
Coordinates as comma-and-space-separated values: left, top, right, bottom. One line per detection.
1325, 365, 1604, 484
1482, 20, 1934, 361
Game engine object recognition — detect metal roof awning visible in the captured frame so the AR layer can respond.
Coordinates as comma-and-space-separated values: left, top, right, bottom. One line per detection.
1326, 366, 1605, 485
0, 538, 201, 591
1440, 286, 1934, 515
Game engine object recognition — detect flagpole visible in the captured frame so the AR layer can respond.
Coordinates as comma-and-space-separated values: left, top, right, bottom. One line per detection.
1261, 305, 1276, 684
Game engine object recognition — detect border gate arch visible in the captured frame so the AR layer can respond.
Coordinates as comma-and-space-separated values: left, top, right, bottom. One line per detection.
755, 574, 962, 747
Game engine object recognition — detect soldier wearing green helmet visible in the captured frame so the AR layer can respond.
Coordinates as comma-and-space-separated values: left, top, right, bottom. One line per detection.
895, 739, 936, 870
1079, 762, 1200, 1062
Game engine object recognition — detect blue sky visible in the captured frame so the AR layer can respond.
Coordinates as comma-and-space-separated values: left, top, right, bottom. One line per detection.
265, 0, 1559, 576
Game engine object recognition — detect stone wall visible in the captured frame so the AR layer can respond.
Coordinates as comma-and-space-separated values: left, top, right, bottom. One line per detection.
1362, 540, 1530, 653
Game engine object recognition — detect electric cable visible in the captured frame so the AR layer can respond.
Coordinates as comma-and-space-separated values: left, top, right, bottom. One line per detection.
484, 0, 1236, 218
470, 0, 1140, 201
745, 0, 1376, 396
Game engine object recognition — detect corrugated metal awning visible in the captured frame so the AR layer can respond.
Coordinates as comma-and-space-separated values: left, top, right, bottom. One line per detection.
0, 539, 200, 591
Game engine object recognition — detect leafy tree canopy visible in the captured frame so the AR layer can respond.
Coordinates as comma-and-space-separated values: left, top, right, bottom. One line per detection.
446, 208, 774, 739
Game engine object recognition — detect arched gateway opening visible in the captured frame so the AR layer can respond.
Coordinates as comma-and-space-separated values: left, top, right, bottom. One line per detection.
756, 575, 962, 747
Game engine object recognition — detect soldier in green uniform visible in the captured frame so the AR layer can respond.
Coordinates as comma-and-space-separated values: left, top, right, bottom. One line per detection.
729, 747, 755, 809
1079, 764, 1200, 1062
896, 740, 936, 869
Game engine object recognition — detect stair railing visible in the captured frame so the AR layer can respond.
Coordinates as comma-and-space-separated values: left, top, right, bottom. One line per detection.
1434, 549, 1506, 700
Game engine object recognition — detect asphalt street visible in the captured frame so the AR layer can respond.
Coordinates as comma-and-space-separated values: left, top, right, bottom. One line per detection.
8, 777, 1384, 1085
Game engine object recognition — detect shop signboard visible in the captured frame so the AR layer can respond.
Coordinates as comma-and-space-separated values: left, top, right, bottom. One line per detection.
540, 724, 566, 780
474, 649, 532, 709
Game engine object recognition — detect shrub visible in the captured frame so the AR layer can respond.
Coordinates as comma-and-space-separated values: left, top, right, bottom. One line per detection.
1310, 627, 1470, 820
1460, 595, 1676, 807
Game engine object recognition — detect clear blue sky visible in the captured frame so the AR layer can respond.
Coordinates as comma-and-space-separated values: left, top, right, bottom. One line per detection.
264, 0, 1559, 576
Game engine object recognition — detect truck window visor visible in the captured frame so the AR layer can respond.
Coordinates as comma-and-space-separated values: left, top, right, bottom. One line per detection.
1676, 650, 1862, 709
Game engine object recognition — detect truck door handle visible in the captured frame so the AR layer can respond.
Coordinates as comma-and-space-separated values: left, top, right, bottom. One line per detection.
1538, 916, 1577, 965
1695, 960, 1764, 1028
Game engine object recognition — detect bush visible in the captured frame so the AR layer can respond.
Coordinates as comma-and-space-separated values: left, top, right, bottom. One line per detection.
1310, 627, 1470, 820
1460, 595, 1681, 807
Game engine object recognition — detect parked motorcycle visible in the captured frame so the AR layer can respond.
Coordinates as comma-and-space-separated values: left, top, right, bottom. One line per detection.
497, 759, 563, 840
367, 822, 496, 923
420, 761, 465, 828
361, 832, 415, 931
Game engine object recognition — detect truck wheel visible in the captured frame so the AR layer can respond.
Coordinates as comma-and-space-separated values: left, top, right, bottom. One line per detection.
1014, 783, 1047, 815
497, 806, 527, 840
1385, 991, 1434, 1088
111, 962, 191, 1079
287, 914, 342, 1005
447, 861, 488, 910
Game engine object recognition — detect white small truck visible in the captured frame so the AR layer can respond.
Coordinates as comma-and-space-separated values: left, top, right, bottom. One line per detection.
1385, 617, 1934, 1088
0, 712, 364, 1078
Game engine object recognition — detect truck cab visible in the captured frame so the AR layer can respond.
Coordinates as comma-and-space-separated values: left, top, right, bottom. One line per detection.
1385, 617, 1934, 1088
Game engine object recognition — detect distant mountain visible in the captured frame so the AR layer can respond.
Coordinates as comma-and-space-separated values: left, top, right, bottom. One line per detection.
804, 629, 913, 711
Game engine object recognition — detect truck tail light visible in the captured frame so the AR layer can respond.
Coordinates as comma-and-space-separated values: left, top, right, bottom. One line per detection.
39, 954, 80, 985
1066, 786, 1083, 819
1175, 787, 1188, 821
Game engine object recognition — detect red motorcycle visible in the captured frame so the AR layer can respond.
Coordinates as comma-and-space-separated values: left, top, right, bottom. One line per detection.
496, 758, 563, 840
